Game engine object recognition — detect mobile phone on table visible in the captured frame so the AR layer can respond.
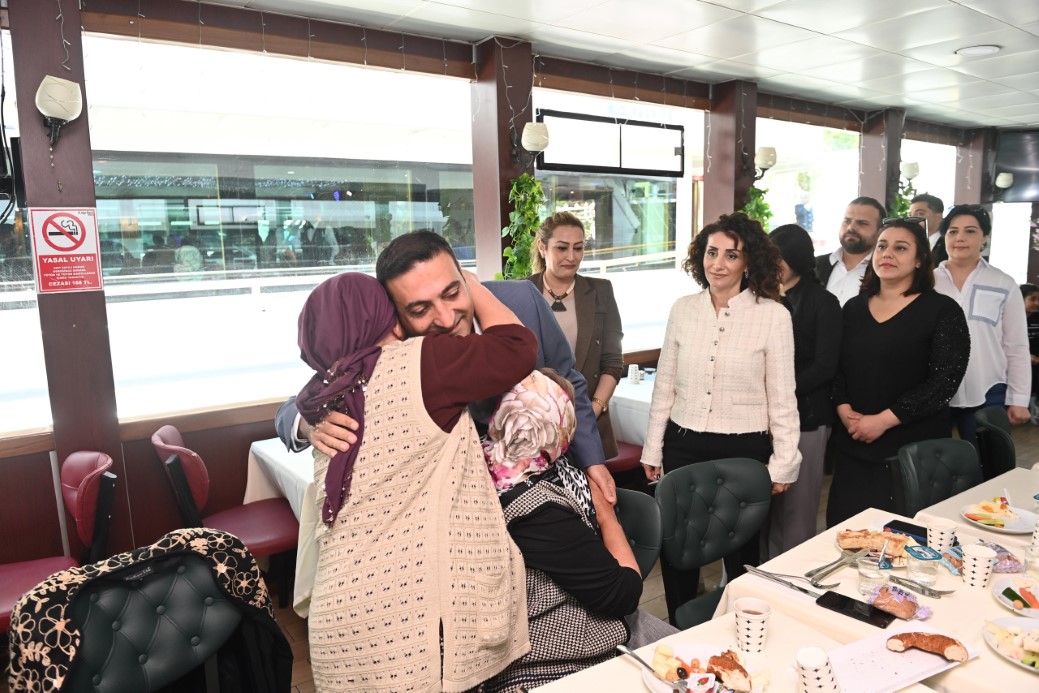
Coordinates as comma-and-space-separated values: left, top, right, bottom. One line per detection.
815, 590, 896, 628
883, 520, 928, 546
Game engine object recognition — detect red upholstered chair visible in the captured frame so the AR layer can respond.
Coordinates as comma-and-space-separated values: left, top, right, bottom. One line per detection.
0, 451, 117, 633
150, 425, 299, 606
605, 441, 644, 474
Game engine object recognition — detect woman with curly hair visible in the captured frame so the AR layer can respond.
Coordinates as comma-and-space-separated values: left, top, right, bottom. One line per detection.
641, 212, 801, 623
825, 219, 969, 526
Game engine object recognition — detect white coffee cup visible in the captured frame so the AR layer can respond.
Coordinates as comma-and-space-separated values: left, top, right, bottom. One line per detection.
734, 597, 771, 654
961, 543, 998, 588
795, 646, 840, 692
927, 519, 957, 553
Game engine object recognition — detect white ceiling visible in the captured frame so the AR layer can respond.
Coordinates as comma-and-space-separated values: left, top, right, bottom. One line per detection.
204, 0, 1039, 130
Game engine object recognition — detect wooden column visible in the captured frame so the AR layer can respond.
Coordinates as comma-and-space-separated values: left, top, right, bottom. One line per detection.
703, 81, 757, 225
859, 109, 905, 213
471, 36, 532, 279
9, 3, 122, 487
955, 128, 997, 204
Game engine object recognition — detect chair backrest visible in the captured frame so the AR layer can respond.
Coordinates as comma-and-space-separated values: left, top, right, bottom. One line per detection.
67, 553, 243, 692
152, 424, 210, 511
60, 451, 118, 563
892, 438, 983, 517
654, 458, 772, 571
613, 488, 662, 579
974, 406, 1017, 480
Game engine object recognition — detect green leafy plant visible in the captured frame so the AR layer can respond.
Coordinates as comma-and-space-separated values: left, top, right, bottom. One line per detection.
499, 173, 546, 279
889, 177, 916, 219
741, 184, 773, 228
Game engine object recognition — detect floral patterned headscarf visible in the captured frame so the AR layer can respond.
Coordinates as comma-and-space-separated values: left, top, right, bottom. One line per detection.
482, 370, 577, 491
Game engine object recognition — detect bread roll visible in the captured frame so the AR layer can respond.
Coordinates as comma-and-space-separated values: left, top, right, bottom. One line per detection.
886, 632, 968, 662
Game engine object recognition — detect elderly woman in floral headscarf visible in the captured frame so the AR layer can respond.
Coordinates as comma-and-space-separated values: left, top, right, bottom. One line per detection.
481, 369, 674, 691
298, 272, 537, 693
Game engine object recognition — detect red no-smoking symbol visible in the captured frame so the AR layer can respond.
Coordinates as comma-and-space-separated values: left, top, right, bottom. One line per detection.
42, 213, 87, 252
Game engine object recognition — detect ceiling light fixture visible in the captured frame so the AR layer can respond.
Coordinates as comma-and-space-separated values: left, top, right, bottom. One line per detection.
954, 45, 1001, 56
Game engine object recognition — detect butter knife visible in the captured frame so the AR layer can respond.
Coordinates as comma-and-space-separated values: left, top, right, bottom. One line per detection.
745, 565, 823, 599
888, 574, 953, 598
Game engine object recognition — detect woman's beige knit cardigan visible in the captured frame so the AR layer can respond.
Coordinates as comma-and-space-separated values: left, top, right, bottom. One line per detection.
307, 338, 530, 692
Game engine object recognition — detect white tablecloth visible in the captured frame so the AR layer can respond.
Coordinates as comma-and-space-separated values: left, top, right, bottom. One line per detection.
913, 466, 1039, 551
535, 610, 932, 692
712, 507, 1037, 692
609, 374, 655, 446
243, 437, 320, 617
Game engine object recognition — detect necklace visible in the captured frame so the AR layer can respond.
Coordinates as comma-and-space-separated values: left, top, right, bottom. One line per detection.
544, 276, 576, 312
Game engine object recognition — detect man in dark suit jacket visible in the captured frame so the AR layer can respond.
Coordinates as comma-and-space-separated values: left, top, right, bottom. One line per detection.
909, 193, 948, 265
275, 231, 616, 502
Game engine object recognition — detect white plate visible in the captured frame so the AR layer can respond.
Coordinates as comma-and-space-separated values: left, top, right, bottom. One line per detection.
828, 623, 976, 693
959, 504, 1038, 534
992, 575, 1039, 615
639, 644, 722, 693
983, 616, 1039, 674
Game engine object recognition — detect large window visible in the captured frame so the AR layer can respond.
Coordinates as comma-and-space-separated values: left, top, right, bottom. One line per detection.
0, 31, 50, 435
533, 89, 705, 350
82, 34, 475, 418
900, 139, 956, 213
755, 118, 861, 256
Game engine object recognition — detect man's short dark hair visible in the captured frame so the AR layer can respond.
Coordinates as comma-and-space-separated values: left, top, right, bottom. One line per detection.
375, 230, 461, 286
910, 193, 944, 214
848, 196, 886, 221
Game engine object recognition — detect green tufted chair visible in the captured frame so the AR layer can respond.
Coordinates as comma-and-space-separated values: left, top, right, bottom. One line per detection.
892, 438, 983, 518
655, 458, 772, 630
613, 488, 662, 579
974, 406, 1016, 480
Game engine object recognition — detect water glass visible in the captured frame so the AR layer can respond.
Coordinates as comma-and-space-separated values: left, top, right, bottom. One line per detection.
856, 556, 884, 596
905, 545, 941, 586
1025, 546, 1039, 579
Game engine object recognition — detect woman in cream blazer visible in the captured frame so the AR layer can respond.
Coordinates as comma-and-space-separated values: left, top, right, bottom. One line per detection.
641, 213, 801, 624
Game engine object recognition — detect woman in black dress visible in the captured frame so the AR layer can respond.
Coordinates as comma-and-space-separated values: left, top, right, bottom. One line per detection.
825, 219, 970, 527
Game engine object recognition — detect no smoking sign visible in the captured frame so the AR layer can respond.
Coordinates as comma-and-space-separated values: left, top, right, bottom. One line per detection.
29, 208, 103, 293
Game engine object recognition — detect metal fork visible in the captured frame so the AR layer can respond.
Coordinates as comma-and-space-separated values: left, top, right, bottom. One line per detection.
805, 549, 868, 579
617, 644, 688, 692
763, 570, 840, 590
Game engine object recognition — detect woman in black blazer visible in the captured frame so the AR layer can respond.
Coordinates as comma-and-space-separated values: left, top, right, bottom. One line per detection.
529, 212, 625, 459
768, 224, 842, 556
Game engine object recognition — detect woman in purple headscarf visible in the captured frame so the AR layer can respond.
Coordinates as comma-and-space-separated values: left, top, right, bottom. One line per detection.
296, 272, 537, 693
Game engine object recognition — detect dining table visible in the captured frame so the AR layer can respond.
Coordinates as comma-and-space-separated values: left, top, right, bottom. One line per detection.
242, 436, 320, 616
711, 506, 1037, 692
534, 609, 933, 692
913, 466, 1039, 551
609, 372, 655, 446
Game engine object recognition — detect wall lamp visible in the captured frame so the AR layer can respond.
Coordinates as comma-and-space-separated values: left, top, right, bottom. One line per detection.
753, 146, 777, 181
35, 75, 83, 147
900, 162, 920, 181
992, 172, 1014, 201
511, 122, 549, 169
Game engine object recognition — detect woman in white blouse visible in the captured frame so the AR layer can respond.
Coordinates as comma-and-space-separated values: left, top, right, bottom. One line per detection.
933, 204, 1031, 444
640, 212, 801, 623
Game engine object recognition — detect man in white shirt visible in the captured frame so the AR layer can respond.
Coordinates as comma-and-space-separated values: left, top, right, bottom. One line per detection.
814, 196, 886, 306
909, 193, 947, 264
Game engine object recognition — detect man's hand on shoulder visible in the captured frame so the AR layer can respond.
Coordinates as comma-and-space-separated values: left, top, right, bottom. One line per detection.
304, 411, 359, 456
585, 463, 616, 505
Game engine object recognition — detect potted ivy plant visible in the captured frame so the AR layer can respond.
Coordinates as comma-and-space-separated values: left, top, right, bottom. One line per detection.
500, 173, 546, 279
